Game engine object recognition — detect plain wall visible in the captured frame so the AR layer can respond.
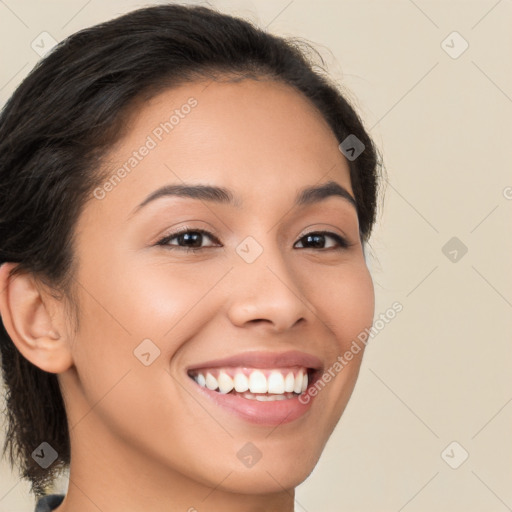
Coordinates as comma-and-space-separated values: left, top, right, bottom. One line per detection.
1, 1, 511, 510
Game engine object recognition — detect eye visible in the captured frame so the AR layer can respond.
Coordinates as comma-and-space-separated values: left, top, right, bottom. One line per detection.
156, 228, 220, 253
156, 228, 350, 252
294, 231, 350, 250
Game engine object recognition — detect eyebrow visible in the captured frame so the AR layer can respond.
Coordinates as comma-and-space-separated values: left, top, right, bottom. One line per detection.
129, 179, 357, 218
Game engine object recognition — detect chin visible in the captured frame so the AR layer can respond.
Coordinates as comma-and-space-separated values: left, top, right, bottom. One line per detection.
217, 462, 318, 494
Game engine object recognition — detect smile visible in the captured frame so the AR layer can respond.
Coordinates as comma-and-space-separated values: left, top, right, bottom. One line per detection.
185, 350, 323, 425
188, 366, 309, 400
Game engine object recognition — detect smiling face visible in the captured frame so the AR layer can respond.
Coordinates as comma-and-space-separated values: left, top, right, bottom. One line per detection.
58, 78, 375, 503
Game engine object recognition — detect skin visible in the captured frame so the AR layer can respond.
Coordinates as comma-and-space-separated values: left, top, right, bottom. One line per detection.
0, 78, 374, 512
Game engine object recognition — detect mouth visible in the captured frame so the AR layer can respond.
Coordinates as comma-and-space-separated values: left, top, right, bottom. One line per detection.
187, 366, 318, 401
185, 351, 323, 425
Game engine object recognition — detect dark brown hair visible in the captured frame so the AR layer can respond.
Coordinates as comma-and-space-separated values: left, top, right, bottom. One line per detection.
0, 3, 383, 497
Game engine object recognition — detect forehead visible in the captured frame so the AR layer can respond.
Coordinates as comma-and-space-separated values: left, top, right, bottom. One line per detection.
85, 78, 353, 223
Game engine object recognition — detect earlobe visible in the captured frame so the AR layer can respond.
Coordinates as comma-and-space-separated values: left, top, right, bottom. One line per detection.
0, 262, 74, 374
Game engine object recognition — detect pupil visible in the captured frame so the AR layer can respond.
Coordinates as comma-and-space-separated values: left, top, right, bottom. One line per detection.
306, 234, 323, 248
182, 233, 201, 247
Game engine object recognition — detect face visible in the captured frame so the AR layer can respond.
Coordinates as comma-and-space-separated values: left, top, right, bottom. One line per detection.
60, 78, 375, 495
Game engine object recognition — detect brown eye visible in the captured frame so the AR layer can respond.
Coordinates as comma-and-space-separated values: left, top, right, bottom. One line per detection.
156, 228, 220, 252
294, 231, 349, 250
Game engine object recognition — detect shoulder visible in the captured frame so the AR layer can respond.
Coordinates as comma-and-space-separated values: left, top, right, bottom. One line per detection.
34, 494, 65, 512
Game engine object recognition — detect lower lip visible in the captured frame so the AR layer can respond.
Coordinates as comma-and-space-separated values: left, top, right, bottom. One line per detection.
189, 379, 315, 426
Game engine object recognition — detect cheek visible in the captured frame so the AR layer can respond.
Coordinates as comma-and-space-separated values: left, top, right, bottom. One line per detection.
304, 260, 374, 406
67, 255, 225, 413
76, 254, 218, 347
307, 259, 375, 351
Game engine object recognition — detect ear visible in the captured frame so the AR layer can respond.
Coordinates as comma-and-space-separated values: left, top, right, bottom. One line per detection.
0, 262, 74, 373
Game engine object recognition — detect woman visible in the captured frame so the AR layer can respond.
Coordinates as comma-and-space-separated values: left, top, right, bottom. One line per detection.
0, 4, 382, 511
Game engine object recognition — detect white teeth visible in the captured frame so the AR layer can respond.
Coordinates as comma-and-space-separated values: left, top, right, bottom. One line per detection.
205, 372, 218, 390
302, 372, 308, 392
284, 372, 295, 393
249, 370, 267, 393
217, 371, 234, 394
293, 371, 304, 394
191, 367, 311, 396
267, 371, 285, 394
244, 391, 295, 401
233, 372, 249, 392
255, 394, 288, 401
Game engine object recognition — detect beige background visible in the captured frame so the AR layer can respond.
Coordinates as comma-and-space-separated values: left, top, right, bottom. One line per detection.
1, 0, 511, 511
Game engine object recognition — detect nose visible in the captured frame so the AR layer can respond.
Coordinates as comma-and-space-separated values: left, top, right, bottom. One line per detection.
226, 243, 316, 333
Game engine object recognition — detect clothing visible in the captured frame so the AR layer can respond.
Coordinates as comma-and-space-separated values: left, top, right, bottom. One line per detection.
34, 494, 65, 512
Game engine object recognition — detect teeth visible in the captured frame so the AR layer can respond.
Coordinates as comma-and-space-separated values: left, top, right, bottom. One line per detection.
191, 367, 311, 397
238, 392, 295, 401
284, 372, 295, 392
255, 394, 289, 401
302, 372, 308, 392
217, 371, 234, 394
205, 372, 218, 391
249, 370, 267, 393
233, 372, 249, 392
293, 371, 303, 394
267, 371, 285, 394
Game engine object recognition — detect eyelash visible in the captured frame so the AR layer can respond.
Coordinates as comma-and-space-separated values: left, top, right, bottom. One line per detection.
155, 228, 351, 253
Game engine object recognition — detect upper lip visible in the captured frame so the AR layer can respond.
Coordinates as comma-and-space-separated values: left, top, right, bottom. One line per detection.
186, 350, 323, 372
